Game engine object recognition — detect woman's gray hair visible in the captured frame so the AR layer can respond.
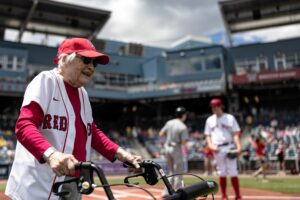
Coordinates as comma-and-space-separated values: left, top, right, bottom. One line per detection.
57, 52, 77, 69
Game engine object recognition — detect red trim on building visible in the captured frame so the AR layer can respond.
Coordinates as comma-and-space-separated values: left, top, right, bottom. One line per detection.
231, 68, 300, 85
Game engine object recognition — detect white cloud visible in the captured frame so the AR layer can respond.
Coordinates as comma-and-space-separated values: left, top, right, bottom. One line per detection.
52, 0, 223, 47
234, 24, 300, 44
5, 0, 300, 47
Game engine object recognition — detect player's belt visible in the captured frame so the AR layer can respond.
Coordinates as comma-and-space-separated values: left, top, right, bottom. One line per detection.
167, 142, 177, 147
217, 142, 231, 147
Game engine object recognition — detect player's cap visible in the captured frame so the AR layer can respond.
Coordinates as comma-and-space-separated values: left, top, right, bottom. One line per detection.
209, 98, 223, 107
54, 38, 109, 65
175, 106, 187, 117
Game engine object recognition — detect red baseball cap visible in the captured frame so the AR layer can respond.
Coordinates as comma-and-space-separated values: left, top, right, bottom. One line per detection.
54, 38, 109, 65
209, 98, 223, 107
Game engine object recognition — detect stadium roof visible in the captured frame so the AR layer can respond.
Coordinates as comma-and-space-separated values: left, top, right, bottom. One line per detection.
170, 35, 212, 50
0, 0, 111, 42
219, 0, 300, 46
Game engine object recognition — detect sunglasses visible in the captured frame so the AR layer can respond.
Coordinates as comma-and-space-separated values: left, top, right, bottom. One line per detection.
76, 56, 100, 67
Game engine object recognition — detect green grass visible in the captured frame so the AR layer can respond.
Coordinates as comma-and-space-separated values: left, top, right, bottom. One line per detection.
0, 182, 6, 192
106, 175, 300, 194
237, 176, 300, 194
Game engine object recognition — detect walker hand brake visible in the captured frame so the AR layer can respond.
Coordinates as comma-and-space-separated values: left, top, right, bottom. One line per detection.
53, 161, 115, 199
75, 162, 95, 194
123, 160, 175, 195
52, 177, 79, 197
52, 162, 95, 196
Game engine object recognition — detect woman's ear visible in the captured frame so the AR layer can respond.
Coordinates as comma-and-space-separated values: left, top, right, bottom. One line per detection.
62, 55, 67, 63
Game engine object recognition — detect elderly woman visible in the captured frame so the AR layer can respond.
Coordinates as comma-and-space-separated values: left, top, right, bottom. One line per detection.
5, 38, 141, 200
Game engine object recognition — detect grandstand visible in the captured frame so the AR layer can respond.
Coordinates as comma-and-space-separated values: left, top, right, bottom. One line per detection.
0, 0, 299, 176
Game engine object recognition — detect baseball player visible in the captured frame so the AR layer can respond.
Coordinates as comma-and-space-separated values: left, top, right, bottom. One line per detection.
5, 38, 141, 200
159, 107, 189, 193
204, 98, 242, 200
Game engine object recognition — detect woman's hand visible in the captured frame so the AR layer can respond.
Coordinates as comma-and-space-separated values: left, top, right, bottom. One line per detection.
47, 152, 78, 177
209, 145, 219, 152
115, 147, 142, 169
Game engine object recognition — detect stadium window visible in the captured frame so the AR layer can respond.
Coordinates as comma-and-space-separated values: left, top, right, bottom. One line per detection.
20, 58, 26, 70
205, 55, 222, 71
6, 63, 13, 70
258, 56, 268, 71
0, 56, 4, 69
0, 55, 6, 69
0, 55, 25, 71
93, 72, 106, 85
127, 75, 133, 85
128, 43, 144, 56
190, 57, 204, 72
274, 53, 286, 70
295, 52, 300, 68
247, 60, 257, 72
118, 74, 125, 84
6, 55, 13, 70
12, 56, 18, 71
234, 57, 259, 74
3, 56, 8, 69
118, 46, 125, 56
120, 43, 144, 57
234, 59, 247, 74
108, 74, 117, 85
99, 72, 144, 86
166, 56, 203, 76
285, 53, 298, 69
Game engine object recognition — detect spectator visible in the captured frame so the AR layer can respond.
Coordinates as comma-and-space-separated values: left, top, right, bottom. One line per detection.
239, 139, 252, 174
252, 135, 269, 181
275, 138, 286, 176
290, 163, 298, 175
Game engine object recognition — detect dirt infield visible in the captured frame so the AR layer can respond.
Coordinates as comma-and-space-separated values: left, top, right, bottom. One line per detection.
0, 193, 9, 200
1, 187, 300, 200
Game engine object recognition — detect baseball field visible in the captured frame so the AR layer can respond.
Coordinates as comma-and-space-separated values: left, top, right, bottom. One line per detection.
1, 175, 299, 199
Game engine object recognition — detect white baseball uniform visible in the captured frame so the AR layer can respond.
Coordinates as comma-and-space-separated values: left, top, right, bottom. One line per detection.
204, 113, 240, 177
5, 69, 94, 200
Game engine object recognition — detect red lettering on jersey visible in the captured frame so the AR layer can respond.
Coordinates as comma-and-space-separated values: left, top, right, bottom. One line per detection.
43, 114, 52, 129
59, 116, 67, 131
42, 114, 67, 131
53, 115, 59, 130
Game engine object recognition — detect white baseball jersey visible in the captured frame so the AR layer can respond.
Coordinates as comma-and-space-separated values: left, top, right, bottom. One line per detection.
204, 113, 240, 177
204, 113, 240, 146
5, 68, 93, 200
